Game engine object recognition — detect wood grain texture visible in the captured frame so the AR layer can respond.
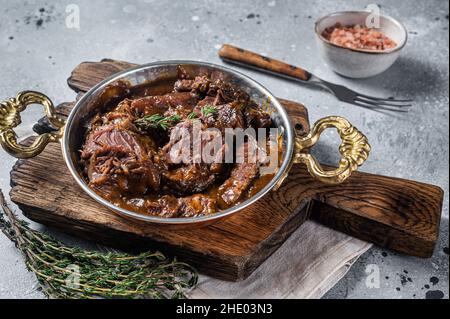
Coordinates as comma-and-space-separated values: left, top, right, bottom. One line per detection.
8, 59, 444, 282
218, 44, 312, 81
67, 59, 137, 93
297, 168, 443, 258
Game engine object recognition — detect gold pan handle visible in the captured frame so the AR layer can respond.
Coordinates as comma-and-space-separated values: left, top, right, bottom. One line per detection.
0, 91, 65, 158
294, 116, 371, 184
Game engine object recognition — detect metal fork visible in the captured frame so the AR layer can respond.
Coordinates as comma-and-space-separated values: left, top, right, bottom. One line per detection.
218, 44, 412, 112
307, 77, 412, 112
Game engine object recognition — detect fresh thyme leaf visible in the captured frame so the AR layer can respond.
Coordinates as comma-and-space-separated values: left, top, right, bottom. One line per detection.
0, 189, 197, 299
134, 114, 181, 131
187, 112, 198, 120
201, 105, 218, 117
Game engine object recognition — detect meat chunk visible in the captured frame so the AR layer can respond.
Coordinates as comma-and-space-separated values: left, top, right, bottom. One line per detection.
160, 119, 225, 194
174, 76, 211, 95
197, 102, 246, 130
81, 124, 160, 194
142, 194, 216, 218
216, 102, 246, 129
86, 99, 136, 130
163, 164, 216, 194
179, 194, 216, 217
218, 162, 258, 206
207, 80, 250, 104
195, 95, 221, 108
177, 76, 250, 105
218, 142, 259, 206
244, 103, 273, 128
160, 119, 197, 164
81, 124, 147, 160
88, 147, 159, 195
130, 92, 197, 116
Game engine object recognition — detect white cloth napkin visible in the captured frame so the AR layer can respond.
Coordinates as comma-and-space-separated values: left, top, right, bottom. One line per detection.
188, 221, 372, 299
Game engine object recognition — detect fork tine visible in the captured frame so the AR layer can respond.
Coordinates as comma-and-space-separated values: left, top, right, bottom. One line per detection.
355, 96, 413, 108
356, 93, 413, 103
355, 99, 412, 111
353, 100, 411, 112
354, 102, 410, 113
351, 101, 403, 115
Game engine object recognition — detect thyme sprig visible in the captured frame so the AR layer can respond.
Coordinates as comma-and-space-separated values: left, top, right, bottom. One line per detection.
0, 189, 198, 299
187, 112, 198, 120
135, 105, 218, 129
201, 105, 218, 117
134, 114, 182, 131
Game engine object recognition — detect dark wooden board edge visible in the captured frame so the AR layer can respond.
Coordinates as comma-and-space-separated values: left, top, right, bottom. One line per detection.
15, 198, 312, 281
67, 59, 138, 93
306, 166, 444, 258
241, 200, 313, 279
311, 201, 442, 258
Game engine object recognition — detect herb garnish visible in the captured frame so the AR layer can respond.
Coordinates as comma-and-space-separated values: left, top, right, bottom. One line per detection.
134, 106, 218, 129
187, 112, 198, 120
201, 105, 218, 117
134, 114, 182, 131
0, 190, 198, 299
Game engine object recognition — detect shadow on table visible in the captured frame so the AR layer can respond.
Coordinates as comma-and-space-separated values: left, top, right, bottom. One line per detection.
354, 56, 445, 99
322, 213, 449, 299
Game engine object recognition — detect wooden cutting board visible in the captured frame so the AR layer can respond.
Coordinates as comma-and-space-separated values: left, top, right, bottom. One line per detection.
9, 60, 444, 282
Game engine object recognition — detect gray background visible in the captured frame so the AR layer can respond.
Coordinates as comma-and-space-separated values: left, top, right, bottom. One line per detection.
0, 0, 448, 299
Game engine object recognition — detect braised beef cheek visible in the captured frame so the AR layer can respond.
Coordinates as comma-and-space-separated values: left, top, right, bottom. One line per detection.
80, 71, 277, 218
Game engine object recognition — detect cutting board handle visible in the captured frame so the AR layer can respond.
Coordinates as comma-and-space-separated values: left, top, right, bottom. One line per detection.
300, 168, 444, 258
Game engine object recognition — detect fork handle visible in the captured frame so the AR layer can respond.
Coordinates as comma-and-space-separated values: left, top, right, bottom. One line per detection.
218, 44, 311, 82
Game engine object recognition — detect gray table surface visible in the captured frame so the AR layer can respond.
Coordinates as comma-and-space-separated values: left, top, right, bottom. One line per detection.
0, 0, 448, 299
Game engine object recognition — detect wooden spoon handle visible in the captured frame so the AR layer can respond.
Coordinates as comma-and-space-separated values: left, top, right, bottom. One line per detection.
218, 44, 311, 81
